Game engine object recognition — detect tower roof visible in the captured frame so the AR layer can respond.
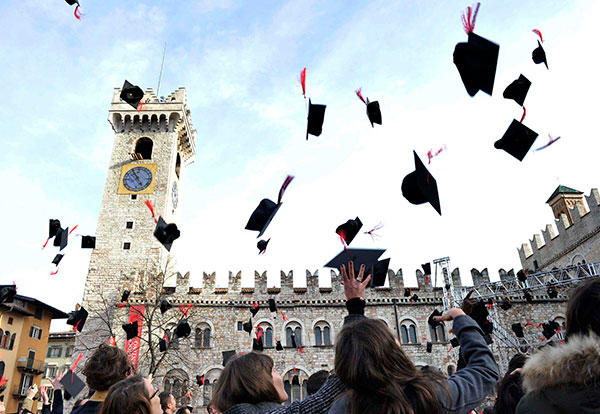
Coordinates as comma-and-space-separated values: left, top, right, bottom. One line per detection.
546, 185, 583, 203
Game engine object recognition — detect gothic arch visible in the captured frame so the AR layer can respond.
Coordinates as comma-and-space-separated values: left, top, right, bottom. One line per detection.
312, 319, 333, 346
134, 137, 153, 160
283, 319, 306, 347
570, 254, 587, 265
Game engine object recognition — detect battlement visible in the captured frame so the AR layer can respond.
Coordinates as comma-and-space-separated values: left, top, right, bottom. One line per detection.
108, 87, 196, 163
518, 188, 600, 271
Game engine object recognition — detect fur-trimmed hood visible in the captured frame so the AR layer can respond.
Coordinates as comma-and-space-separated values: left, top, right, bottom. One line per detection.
522, 333, 600, 393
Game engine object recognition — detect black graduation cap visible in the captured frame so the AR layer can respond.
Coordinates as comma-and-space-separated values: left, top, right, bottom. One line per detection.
120, 80, 145, 109
428, 309, 443, 327
410, 294, 419, 302
159, 337, 168, 352
60, 370, 85, 399
120, 290, 131, 303
53, 227, 69, 251
324, 248, 386, 272
503, 74, 531, 106
243, 320, 253, 334
52, 254, 64, 266
547, 286, 558, 298
366, 99, 382, 127
252, 337, 264, 351
257, 239, 270, 254
500, 297, 512, 311
542, 320, 559, 339
532, 41, 548, 69
65, 0, 79, 5
49, 219, 62, 239
222, 350, 236, 366
368, 258, 390, 288
494, 120, 538, 162
524, 290, 533, 303
421, 263, 431, 275
122, 321, 139, 340
450, 337, 459, 348
401, 151, 441, 215
268, 298, 277, 313
426, 342, 433, 353
453, 31, 499, 97
306, 99, 326, 139
275, 340, 283, 351
335, 217, 363, 246
292, 375, 300, 385
196, 375, 204, 387
250, 302, 260, 317
511, 323, 524, 338
0, 285, 17, 304
81, 236, 96, 249
175, 319, 191, 338
517, 269, 528, 283
404, 288, 411, 297
154, 217, 180, 252
246, 199, 280, 239
160, 299, 172, 314
67, 306, 88, 332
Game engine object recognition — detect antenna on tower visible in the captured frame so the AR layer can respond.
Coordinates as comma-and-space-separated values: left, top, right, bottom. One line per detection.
156, 42, 167, 98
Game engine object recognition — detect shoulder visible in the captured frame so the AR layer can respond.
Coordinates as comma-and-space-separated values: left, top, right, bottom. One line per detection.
74, 401, 102, 414
328, 395, 347, 414
516, 389, 553, 414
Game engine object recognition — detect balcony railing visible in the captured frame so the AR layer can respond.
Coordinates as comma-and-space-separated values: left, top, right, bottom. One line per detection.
12, 384, 28, 398
16, 358, 44, 374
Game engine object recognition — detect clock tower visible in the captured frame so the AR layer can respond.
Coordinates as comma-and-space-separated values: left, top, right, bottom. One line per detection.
81, 86, 196, 312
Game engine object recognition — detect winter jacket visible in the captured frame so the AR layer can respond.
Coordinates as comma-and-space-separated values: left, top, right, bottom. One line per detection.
41, 389, 64, 414
516, 333, 600, 414
71, 400, 102, 414
328, 314, 499, 414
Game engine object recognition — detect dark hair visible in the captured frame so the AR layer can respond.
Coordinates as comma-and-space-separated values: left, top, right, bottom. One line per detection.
82, 343, 133, 391
211, 352, 282, 412
159, 391, 173, 410
493, 371, 525, 414
175, 408, 191, 414
335, 318, 448, 414
306, 370, 329, 395
99, 375, 152, 414
566, 278, 600, 338
507, 353, 527, 374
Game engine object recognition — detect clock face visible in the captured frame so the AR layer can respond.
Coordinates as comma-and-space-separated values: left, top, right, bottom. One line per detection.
172, 181, 178, 209
123, 166, 153, 192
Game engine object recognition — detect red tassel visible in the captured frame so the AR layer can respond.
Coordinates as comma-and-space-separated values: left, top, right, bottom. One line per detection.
277, 175, 294, 204
461, 3, 480, 34
293, 367, 297, 375
536, 323, 543, 328
179, 303, 192, 317
74, 5, 81, 19
355, 88, 366, 104
145, 200, 158, 223
299, 68, 306, 98
42, 237, 50, 249
69, 225, 79, 234
281, 311, 289, 322
448, 346, 453, 352
520, 107, 526, 123
256, 326, 263, 342
0, 376, 6, 388
525, 322, 533, 327
107, 337, 117, 346
71, 353, 83, 372
50, 269, 59, 276
298, 345, 303, 354
117, 303, 127, 308
532, 29, 543, 43
426, 275, 430, 283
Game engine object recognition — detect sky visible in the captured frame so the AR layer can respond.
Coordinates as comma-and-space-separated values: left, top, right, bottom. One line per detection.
0, 0, 597, 331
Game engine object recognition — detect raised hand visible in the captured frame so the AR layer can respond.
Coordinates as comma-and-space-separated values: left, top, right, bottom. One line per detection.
51, 369, 66, 390
40, 385, 49, 405
340, 261, 371, 301
433, 308, 466, 322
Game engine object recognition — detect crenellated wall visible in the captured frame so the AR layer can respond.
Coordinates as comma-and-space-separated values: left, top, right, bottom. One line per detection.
518, 188, 600, 271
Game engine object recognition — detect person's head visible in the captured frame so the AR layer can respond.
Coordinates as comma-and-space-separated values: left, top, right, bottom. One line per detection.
507, 353, 527, 374
82, 343, 133, 392
210, 352, 286, 412
175, 407, 191, 414
159, 391, 176, 413
99, 375, 162, 414
566, 278, 600, 338
335, 318, 446, 414
306, 370, 329, 395
493, 370, 525, 414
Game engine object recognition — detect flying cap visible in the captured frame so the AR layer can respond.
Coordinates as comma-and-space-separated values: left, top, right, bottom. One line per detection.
246, 175, 293, 238
421, 263, 431, 275
428, 309, 443, 327
306, 99, 326, 139
49, 219, 62, 239
532, 41, 548, 69
500, 297, 512, 310
196, 375, 204, 387
366, 99, 382, 127
222, 350, 236, 366
120, 80, 145, 109
53, 227, 69, 251
154, 217, 180, 252
252, 337, 264, 351
410, 294, 419, 302
404, 288, 411, 297
450, 337, 459, 348
81, 236, 96, 249
60, 371, 85, 399
336, 217, 363, 246
494, 120, 538, 162
324, 248, 386, 272
517, 269, 528, 283
52, 254, 64, 266
67, 306, 88, 332
175, 319, 191, 338
524, 290, 533, 303
0, 285, 17, 304
122, 321, 139, 340
120, 290, 131, 303
454, 32, 499, 97
292, 375, 300, 386
426, 342, 433, 353
401, 151, 441, 215
257, 239, 270, 254
160, 299, 172, 314
250, 302, 260, 317
243, 320, 253, 334
368, 258, 390, 288
159, 337, 168, 352
65, 0, 79, 5
275, 340, 283, 351
503, 74, 531, 106
511, 323, 524, 338
542, 320, 559, 339
268, 298, 277, 313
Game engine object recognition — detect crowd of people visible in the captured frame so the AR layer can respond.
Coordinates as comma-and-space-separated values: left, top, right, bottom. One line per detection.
2, 262, 599, 414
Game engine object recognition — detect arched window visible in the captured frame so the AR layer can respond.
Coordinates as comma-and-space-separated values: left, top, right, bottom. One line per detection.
172, 379, 181, 399
285, 323, 303, 347
429, 323, 446, 343
195, 323, 211, 348
163, 368, 190, 406
203, 379, 211, 406
323, 326, 331, 345
203, 329, 211, 347
202, 368, 222, 407
400, 320, 417, 344
314, 327, 322, 346
258, 323, 273, 347
314, 321, 332, 346
283, 369, 308, 402
175, 153, 181, 179
134, 137, 153, 160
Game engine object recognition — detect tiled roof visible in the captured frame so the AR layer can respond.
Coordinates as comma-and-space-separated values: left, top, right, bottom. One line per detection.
546, 185, 583, 203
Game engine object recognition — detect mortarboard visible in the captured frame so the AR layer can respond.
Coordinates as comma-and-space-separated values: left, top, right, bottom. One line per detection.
60, 370, 85, 399
335, 217, 363, 246
366, 99, 382, 128
257, 239, 270, 255
268, 298, 277, 313
122, 321, 139, 340
276, 340, 283, 351
222, 350, 236, 366
52, 254, 64, 266
517, 269, 528, 283
450, 337, 459, 348
542, 321, 559, 339
421, 263, 431, 276
120, 290, 131, 303
494, 119, 538, 162
159, 337, 168, 352
511, 323, 524, 338
175, 319, 191, 338
404, 288, 411, 297
252, 337, 264, 351
454, 31, 499, 97
401, 151, 441, 215
160, 299, 172, 315
547, 286, 558, 298
428, 309, 442, 327
306, 99, 326, 139
81, 236, 96, 249
324, 248, 386, 272
120, 80, 144, 109
426, 342, 432, 353
250, 302, 260, 317
49, 219, 62, 239
503, 74, 531, 107
243, 319, 253, 334
410, 294, 419, 302
246, 176, 294, 238
500, 297, 512, 310
67, 306, 88, 332
0, 285, 17, 304
367, 258, 390, 288
196, 375, 204, 387
53, 227, 69, 251
154, 217, 180, 252
532, 41, 548, 69
524, 290, 533, 303
292, 375, 300, 386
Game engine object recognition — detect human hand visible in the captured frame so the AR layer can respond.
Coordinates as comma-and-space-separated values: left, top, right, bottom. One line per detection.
26, 384, 38, 399
340, 261, 371, 300
51, 370, 66, 390
433, 308, 466, 322
40, 385, 49, 405
509, 368, 522, 376
0, 400, 5, 414
184, 390, 193, 399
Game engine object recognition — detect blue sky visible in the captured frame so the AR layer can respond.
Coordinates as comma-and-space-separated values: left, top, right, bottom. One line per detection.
1, 0, 597, 330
